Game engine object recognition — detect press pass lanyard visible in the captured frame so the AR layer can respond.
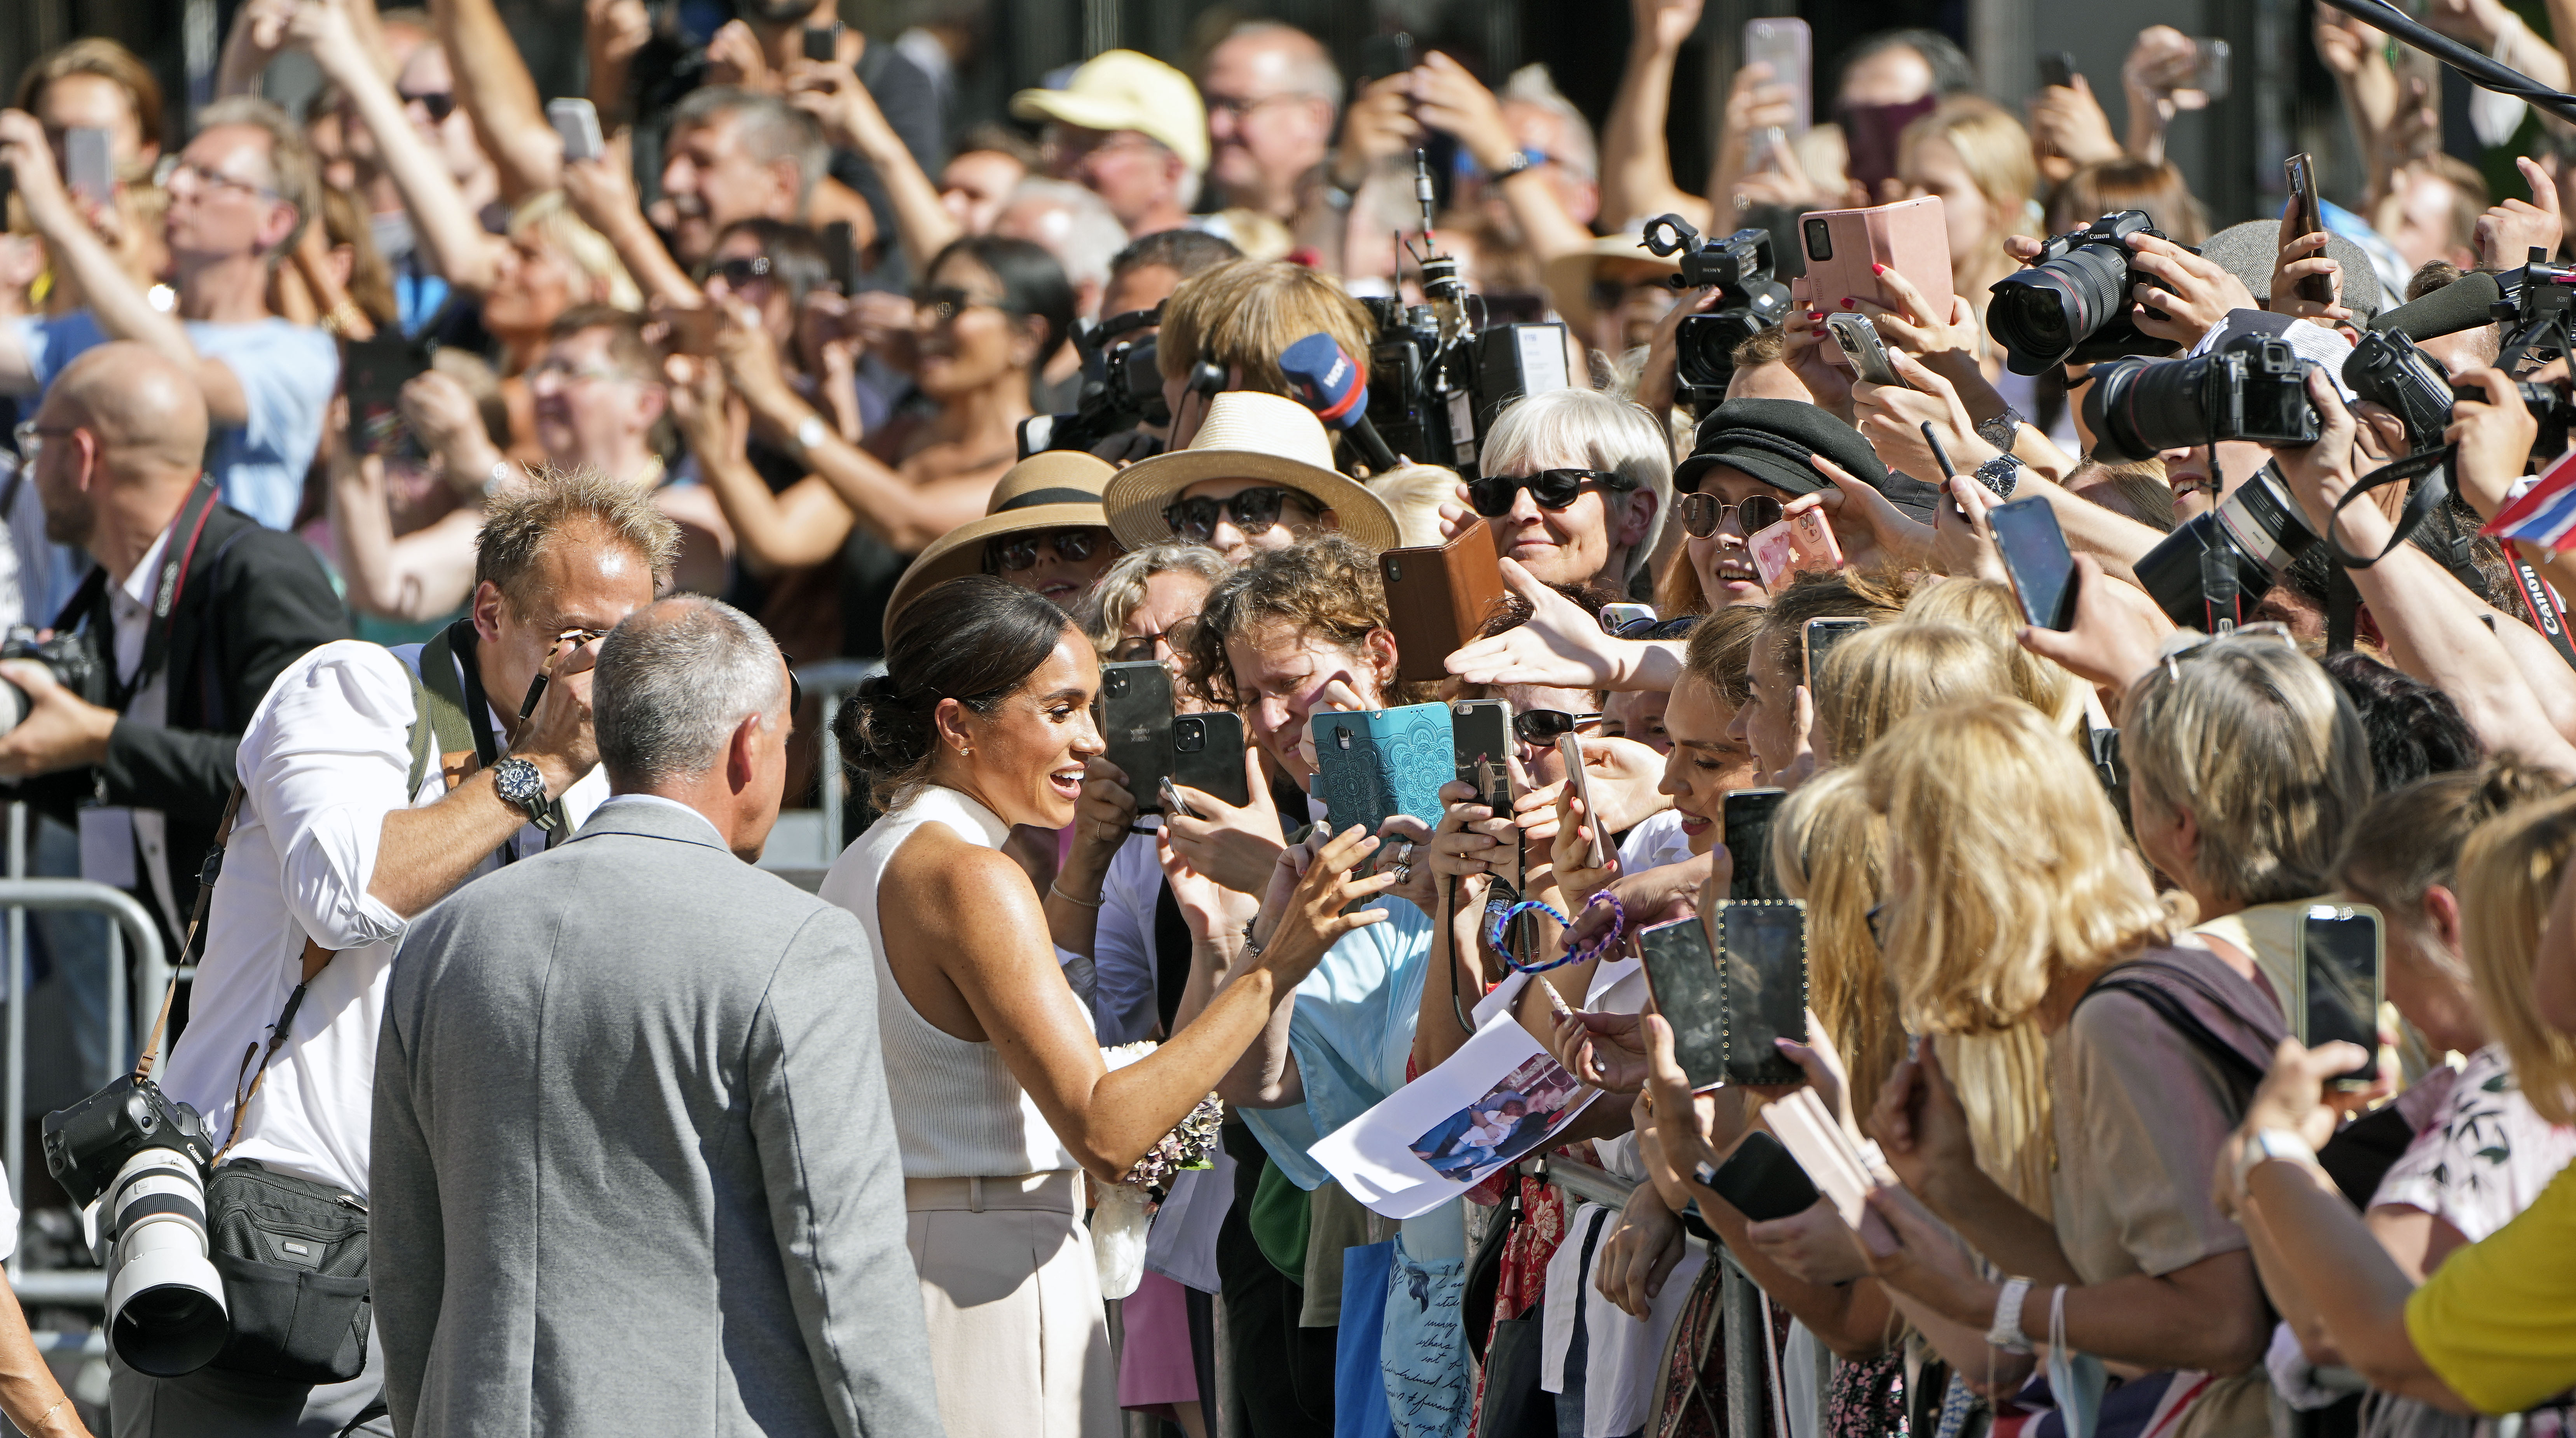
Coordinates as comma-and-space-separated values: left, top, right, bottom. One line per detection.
97, 478, 222, 709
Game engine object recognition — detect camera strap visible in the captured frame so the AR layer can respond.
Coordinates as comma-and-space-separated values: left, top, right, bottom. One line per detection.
131, 780, 247, 1082
2508, 556, 2576, 671
2321, 446, 2456, 652
94, 479, 222, 711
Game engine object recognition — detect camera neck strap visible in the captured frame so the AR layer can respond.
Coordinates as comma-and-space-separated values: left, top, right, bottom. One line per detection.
82, 478, 223, 711
132, 778, 248, 1082
2321, 444, 2454, 653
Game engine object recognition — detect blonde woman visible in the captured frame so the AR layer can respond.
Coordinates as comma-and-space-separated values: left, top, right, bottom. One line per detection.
1809, 621, 2017, 770
1074, 543, 1233, 666
1855, 698, 2283, 1438
2223, 790, 2576, 1419
1902, 578, 2086, 731
1895, 97, 2038, 331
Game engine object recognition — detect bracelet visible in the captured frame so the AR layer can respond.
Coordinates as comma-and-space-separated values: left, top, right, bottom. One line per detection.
1048, 883, 1103, 909
1488, 149, 1538, 181
1986, 1276, 2035, 1354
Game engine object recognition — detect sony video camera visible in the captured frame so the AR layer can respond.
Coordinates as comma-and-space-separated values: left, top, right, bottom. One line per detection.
44, 1075, 230, 1375
0, 627, 105, 736
1990, 210, 2182, 375
1361, 153, 1574, 476
1022, 306, 1170, 458
1639, 215, 1794, 408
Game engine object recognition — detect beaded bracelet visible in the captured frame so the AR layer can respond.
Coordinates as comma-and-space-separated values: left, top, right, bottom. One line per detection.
1490, 890, 1627, 973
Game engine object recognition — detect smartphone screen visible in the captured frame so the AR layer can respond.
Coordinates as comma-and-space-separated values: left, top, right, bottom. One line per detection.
546, 99, 604, 164
2038, 52, 2077, 90
1987, 497, 2079, 630
2286, 154, 2332, 305
1720, 900, 1808, 1085
1723, 787, 1786, 902
802, 22, 842, 62
1639, 917, 1727, 1091
343, 336, 429, 459
822, 220, 860, 294
65, 127, 113, 202
1701, 1130, 1822, 1222
1802, 617, 1868, 682
2300, 904, 2382, 1087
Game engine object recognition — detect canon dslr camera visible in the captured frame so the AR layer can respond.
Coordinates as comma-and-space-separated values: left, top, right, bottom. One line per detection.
2084, 332, 2322, 464
1639, 215, 1794, 405
0, 627, 103, 736
44, 1075, 230, 1375
1990, 210, 2182, 375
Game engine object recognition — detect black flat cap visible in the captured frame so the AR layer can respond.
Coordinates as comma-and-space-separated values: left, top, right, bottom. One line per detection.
1675, 398, 1939, 522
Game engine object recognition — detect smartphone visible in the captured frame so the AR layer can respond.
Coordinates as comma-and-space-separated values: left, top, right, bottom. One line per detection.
545, 98, 605, 164
64, 127, 113, 203
802, 21, 843, 63
1639, 916, 1728, 1092
1451, 699, 1524, 890
1988, 497, 2079, 631
1824, 312, 1900, 386
342, 335, 431, 459
1798, 197, 1954, 324
1723, 788, 1786, 902
1742, 18, 1812, 141
1358, 31, 1416, 82
1311, 703, 1457, 839
1171, 710, 1252, 809
1801, 616, 1868, 683
1099, 660, 1175, 814
2177, 37, 2231, 108
2297, 903, 2384, 1089
1379, 525, 1507, 685
822, 219, 861, 295
1697, 1129, 1822, 1222
2038, 52, 2077, 90
1749, 510, 1844, 590
1718, 900, 1808, 1085
661, 304, 719, 356
1558, 732, 1608, 870
2285, 154, 2332, 307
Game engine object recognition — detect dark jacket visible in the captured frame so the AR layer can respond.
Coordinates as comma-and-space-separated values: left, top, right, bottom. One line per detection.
18, 500, 348, 936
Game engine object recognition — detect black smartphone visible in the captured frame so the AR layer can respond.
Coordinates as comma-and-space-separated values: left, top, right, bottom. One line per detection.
1098, 660, 1175, 813
343, 336, 431, 459
1697, 1130, 1822, 1222
1723, 787, 1786, 902
1639, 917, 1727, 1092
2298, 903, 2384, 1088
1359, 31, 1416, 82
2286, 154, 2333, 306
822, 219, 861, 295
1450, 698, 1524, 889
1988, 496, 2079, 631
802, 22, 842, 63
2038, 52, 2077, 90
1719, 899, 1808, 1085
1170, 710, 1252, 809
1801, 616, 1868, 683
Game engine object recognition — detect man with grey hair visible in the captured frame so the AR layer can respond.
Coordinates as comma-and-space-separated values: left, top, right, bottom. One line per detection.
995, 178, 1129, 406
660, 86, 834, 265
373, 595, 943, 1437
1199, 21, 1342, 226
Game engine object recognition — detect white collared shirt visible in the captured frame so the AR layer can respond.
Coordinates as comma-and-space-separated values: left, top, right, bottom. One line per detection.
78, 528, 179, 926
155, 640, 606, 1197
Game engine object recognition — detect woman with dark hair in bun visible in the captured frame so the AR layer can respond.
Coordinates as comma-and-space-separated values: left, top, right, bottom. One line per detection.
817, 575, 1391, 1438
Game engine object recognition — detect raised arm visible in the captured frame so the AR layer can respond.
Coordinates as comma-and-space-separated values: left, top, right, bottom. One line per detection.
324, 426, 481, 622
724, 334, 990, 554
787, 61, 960, 274
668, 342, 856, 572
428, 0, 559, 201
560, 137, 702, 310
1413, 53, 1595, 264
1599, 0, 1710, 233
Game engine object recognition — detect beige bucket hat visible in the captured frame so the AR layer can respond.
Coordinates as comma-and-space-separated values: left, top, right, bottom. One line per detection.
1101, 391, 1401, 552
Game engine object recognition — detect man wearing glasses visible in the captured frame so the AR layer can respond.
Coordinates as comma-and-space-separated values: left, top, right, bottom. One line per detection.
0, 98, 339, 532
1198, 23, 1343, 243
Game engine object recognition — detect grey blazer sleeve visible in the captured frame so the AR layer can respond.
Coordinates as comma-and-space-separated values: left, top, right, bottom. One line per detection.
370, 996, 442, 1435
747, 909, 943, 1438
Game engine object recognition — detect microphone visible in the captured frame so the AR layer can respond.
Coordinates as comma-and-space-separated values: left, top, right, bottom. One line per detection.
1280, 332, 1401, 472
2368, 270, 2503, 341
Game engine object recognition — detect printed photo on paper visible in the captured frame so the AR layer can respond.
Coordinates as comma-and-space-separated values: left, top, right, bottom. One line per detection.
1404, 1051, 1586, 1185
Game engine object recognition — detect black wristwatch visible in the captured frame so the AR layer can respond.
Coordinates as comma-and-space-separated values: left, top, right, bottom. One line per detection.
491, 756, 558, 830
1972, 453, 2023, 500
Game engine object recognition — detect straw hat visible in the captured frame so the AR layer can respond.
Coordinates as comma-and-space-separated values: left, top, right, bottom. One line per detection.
882, 451, 1119, 642
1101, 391, 1401, 552
1543, 232, 1684, 333
1009, 51, 1210, 172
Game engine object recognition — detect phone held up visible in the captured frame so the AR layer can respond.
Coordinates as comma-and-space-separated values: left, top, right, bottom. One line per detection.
1558, 732, 1609, 871
2297, 902, 2384, 1089
802, 22, 843, 63
2285, 154, 2333, 307
1723, 787, 1786, 902
1987, 497, 2080, 631
1718, 900, 1809, 1085
1801, 616, 1867, 683
546, 99, 605, 164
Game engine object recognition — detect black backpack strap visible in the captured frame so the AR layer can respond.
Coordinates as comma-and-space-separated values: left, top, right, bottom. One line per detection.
2075, 960, 2269, 1094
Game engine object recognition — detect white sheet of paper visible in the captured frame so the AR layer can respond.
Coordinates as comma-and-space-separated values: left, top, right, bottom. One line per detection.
1309, 1010, 1600, 1219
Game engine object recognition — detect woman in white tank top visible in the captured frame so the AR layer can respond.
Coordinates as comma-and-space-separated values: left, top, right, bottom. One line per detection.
819, 576, 1396, 1438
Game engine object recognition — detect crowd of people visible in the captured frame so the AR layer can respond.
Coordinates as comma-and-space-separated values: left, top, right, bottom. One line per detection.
0, 1, 2574, 1436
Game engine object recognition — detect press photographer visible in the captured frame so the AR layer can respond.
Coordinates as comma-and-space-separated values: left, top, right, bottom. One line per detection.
0, 345, 343, 954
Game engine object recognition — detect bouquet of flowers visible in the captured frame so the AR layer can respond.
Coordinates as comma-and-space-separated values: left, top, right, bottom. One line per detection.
1093, 1041, 1225, 1298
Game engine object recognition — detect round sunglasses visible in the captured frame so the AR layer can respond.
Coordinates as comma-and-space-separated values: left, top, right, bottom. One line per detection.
1466, 468, 1639, 519
1163, 486, 1317, 543
984, 528, 1116, 574
1678, 491, 1785, 539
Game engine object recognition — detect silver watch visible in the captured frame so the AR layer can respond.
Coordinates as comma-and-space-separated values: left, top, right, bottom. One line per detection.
1971, 452, 2022, 500
2232, 1127, 2314, 1197
491, 756, 557, 829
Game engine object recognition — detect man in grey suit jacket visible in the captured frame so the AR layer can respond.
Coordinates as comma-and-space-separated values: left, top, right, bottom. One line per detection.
372, 595, 941, 1437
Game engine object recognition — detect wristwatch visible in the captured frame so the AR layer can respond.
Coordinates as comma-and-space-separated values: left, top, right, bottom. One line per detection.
490, 756, 558, 830
1974, 407, 2025, 452
1986, 1276, 2035, 1354
793, 414, 830, 454
1971, 452, 2023, 500
2232, 1126, 2315, 1198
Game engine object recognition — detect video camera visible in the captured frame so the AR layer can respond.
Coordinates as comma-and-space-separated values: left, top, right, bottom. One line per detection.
1361, 154, 1573, 476
1639, 214, 1794, 410
1990, 210, 2183, 375
1020, 306, 1170, 458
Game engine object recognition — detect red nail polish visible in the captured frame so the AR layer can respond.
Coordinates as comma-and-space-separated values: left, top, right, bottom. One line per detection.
1872, 263, 1887, 275
1841, 297, 1856, 309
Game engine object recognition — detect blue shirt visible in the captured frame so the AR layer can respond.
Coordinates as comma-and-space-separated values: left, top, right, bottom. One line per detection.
15, 311, 340, 530
1238, 898, 1436, 1191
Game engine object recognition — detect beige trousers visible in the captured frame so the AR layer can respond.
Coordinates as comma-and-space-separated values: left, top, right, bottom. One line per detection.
905, 1172, 1118, 1438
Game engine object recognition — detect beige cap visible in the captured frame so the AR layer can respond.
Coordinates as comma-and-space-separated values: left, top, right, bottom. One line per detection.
1011, 51, 1210, 174
1102, 391, 1401, 553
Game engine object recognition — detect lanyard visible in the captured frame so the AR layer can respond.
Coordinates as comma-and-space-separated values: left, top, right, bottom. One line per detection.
71, 479, 222, 710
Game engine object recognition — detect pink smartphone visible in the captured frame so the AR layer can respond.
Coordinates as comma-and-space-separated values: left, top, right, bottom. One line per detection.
1797, 197, 1954, 325
1749, 511, 1845, 590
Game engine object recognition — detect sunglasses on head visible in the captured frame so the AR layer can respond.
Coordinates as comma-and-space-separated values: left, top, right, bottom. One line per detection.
1163, 487, 1314, 543
1513, 710, 1603, 745
1677, 491, 1785, 539
1609, 614, 1699, 641
985, 528, 1115, 574
1466, 468, 1638, 518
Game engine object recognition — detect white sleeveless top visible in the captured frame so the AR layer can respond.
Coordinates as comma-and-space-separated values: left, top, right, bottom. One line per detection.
818, 784, 1079, 1180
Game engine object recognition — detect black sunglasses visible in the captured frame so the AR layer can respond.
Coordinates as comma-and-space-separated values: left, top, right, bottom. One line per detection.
1678, 491, 1784, 539
710, 255, 774, 287
1513, 710, 1603, 745
1467, 468, 1639, 518
1163, 487, 1314, 543
1610, 614, 1699, 641
985, 528, 1115, 574
1866, 902, 1887, 950
400, 89, 456, 122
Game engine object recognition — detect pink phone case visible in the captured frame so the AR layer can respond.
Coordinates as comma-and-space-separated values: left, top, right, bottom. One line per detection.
1798, 197, 1955, 325
1749, 512, 1846, 590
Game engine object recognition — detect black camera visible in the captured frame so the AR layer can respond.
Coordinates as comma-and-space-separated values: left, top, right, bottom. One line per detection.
2084, 333, 2322, 464
0, 627, 105, 736
1025, 307, 1169, 457
2346, 327, 2574, 456
2132, 463, 2321, 630
44, 1074, 214, 1210
1640, 215, 1794, 407
45, 1074, 230, 1374
1990, 210, 2181, 375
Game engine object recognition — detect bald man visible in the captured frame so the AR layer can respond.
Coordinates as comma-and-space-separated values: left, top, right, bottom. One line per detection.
3, 342, 344, 950
1199, 22, 1342, 224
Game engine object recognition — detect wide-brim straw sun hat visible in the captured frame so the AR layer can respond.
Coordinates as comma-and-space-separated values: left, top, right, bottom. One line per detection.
1101, 390, 1401, 553
883, 450, 1119, 642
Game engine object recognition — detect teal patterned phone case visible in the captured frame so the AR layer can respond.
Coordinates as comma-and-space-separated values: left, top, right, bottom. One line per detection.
1309, 703, 1455, 838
